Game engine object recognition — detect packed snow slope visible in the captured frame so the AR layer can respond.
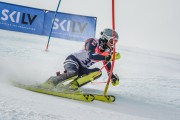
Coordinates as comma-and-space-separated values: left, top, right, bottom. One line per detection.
0, 29, 180, 120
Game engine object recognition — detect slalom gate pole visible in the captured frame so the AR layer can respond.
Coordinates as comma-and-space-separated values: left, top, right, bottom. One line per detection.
104, 0, 116, 95
45, 0, 62, 51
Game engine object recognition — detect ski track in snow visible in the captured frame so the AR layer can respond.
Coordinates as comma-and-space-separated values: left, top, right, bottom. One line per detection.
0, 30, 180, 120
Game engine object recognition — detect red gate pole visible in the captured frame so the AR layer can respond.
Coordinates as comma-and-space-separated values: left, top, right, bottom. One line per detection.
104, 0, 116, 95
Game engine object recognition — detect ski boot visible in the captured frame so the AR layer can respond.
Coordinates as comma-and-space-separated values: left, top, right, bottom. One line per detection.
40, 76, 60, 89
41, 71, 78, 89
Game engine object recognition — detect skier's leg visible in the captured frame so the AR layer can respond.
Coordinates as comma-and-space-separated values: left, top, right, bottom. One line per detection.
77, 68, 102, 87
67, 68, 102, 90
42, 55, 79, 88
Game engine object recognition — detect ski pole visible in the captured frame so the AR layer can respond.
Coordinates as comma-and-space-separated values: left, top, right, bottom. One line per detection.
45, 0, 62, 51
91, 81, 107, 84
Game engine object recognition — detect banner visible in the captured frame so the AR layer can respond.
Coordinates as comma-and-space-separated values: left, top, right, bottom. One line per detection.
43, 11, 96, 41
0, 2, 45, 35
0, 2, 97, 41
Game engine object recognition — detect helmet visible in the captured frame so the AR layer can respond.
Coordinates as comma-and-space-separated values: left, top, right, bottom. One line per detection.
100, 28, 119, 43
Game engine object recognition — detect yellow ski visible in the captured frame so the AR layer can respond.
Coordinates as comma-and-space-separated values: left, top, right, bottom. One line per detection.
93, 94, 116, 103
12, 82, 94, 102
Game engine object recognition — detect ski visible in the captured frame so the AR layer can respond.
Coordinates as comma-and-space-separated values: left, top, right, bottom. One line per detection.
93, 94, 116, 103
80, 88, 116, 103
12, 82, 95, 102
11, 82, 116, 103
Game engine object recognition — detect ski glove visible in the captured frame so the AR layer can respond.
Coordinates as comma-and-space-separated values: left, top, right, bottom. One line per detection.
111, 74, 119, 86
105, 54, 112, 62
105, 52, 121, 62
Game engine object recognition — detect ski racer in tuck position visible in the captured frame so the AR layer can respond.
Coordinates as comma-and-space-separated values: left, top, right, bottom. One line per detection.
42, 28, 121, 90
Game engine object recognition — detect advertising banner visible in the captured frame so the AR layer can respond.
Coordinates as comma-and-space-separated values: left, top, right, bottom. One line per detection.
0, 2, 44, 35
0, 2, 97, 41
43, 11, 96, 41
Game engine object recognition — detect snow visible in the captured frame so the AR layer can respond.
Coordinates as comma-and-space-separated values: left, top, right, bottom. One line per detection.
0, 29, 180, 120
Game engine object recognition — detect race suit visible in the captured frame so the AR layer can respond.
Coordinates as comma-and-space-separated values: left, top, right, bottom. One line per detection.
63, 38, 112, 76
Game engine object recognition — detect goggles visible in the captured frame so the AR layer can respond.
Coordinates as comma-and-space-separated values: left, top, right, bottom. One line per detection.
108, 38, 118, 45
102, 33, 118, 45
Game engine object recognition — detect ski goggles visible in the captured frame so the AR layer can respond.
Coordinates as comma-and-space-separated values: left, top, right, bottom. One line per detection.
108, 38, 118, 46
102, 34, 118, 45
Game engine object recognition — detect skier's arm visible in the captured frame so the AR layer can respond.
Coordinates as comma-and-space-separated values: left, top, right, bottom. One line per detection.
88, 51, 105, 60
87, 40, 121, 61
103, 61, 111, 73
86, 39, 106, 61
103, 56, 120, 86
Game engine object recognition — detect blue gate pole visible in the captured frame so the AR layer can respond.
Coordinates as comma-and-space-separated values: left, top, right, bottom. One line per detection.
45, 0, 62, 51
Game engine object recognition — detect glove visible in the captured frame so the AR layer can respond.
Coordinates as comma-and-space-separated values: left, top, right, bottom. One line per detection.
105, 54, 112, 62
105, 52, 121, 62
111, 74, 119, 86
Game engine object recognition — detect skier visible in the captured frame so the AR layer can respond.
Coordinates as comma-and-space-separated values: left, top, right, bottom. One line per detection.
42, 28, 120, 90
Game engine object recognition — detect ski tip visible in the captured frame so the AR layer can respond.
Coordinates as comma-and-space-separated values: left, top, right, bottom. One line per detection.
109, 95, 116, 102
103, 95, 116, 103
94, 94, 116, 103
